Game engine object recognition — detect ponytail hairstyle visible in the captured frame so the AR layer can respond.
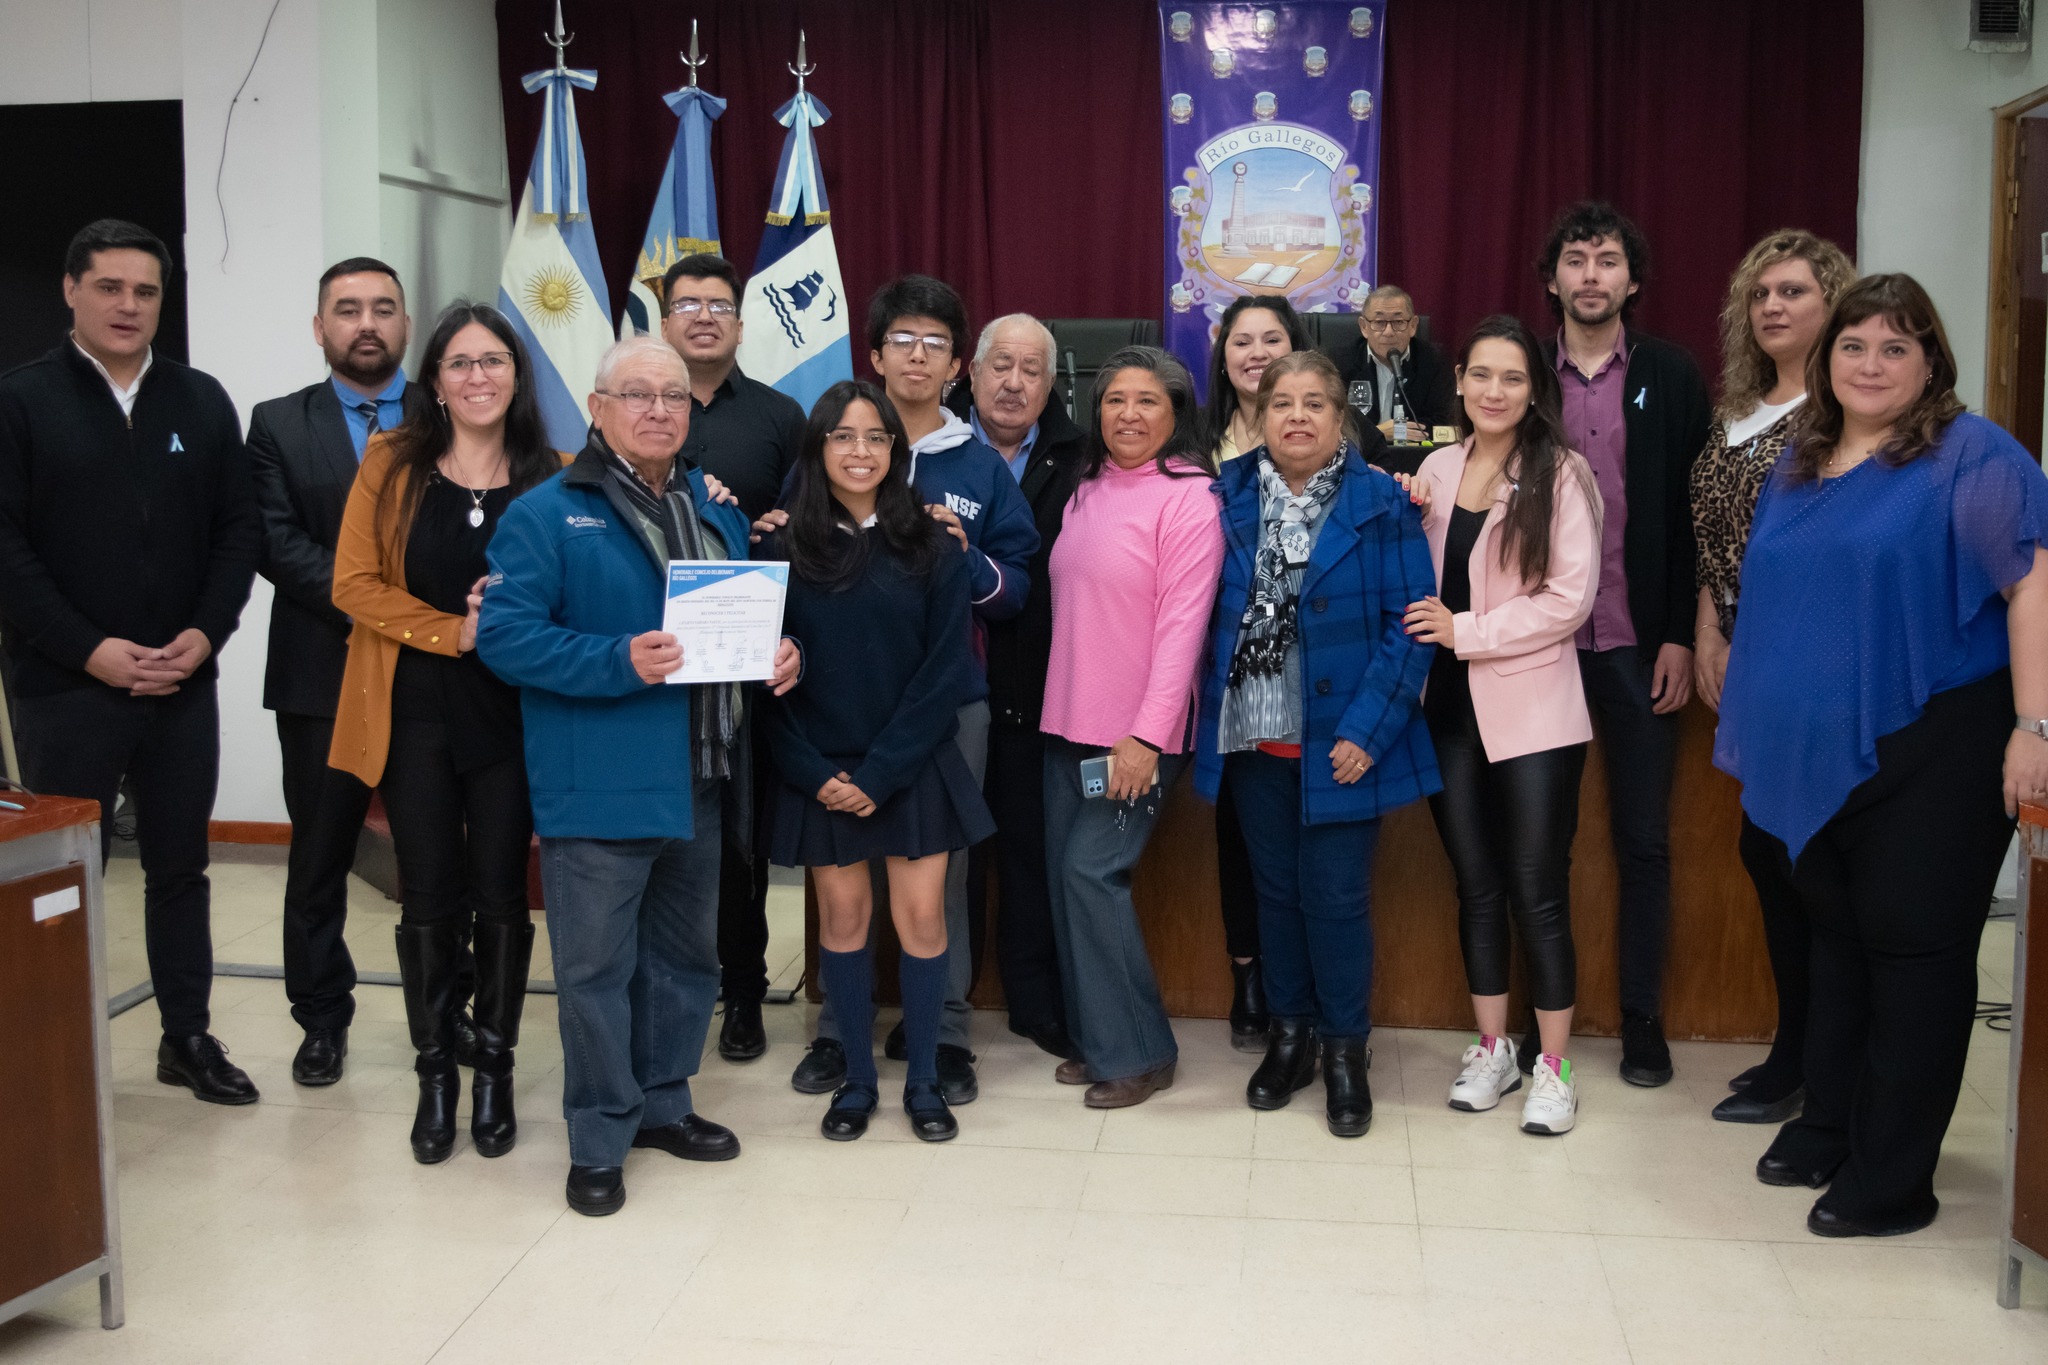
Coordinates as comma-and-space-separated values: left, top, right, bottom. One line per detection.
782, 379, 942, 589
1454, 314, 1577, 585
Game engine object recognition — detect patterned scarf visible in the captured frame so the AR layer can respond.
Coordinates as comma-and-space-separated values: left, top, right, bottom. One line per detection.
1227, 450, 1345, 685
593, 432, 739, 781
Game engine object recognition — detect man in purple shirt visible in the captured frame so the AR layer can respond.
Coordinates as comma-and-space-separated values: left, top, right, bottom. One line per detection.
1536, 202, 1711, 1088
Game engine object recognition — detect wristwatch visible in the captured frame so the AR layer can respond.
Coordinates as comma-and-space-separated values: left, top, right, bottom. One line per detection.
2019, 715, 2048, 741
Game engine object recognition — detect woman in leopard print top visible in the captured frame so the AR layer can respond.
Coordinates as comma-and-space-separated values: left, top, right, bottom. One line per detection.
1689, 229, 1854, 1128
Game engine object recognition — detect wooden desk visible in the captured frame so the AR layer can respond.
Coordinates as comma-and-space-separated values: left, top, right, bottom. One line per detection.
809, 701, 1777, 1042
2001, 800, 2048, 1308
0, 793, 123, 1331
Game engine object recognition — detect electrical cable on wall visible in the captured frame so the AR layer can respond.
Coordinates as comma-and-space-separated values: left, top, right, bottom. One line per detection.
214, 0, 286, 266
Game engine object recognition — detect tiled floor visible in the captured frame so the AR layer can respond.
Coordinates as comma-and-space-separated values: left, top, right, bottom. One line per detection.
5, 851, 2046, 1363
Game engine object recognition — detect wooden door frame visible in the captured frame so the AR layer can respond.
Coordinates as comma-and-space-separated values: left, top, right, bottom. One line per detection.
1987, 88, 2048, 432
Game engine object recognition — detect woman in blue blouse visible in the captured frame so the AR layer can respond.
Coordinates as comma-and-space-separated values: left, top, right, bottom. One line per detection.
1194, 351, 1438, 1138
1716, 274, 2048, 1238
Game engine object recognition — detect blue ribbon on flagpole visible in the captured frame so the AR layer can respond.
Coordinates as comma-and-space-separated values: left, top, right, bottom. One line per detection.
767, 91, 831, 227
662, 86, 727, 252
520, 66, 600, 221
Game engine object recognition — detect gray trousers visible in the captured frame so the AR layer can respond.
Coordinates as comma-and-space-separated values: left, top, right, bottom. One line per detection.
1043, 735, 1183, 1082
815, 700, 989, 1051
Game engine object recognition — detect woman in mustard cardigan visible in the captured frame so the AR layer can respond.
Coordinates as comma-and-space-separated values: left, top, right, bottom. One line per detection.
331, 303, 562, 1164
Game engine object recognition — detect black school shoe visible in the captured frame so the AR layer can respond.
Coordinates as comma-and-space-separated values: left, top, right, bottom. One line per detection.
821, 1085, 878, 1141
1807, 1197, 1937, 1238
631, 1114, 741, 1161
291, 1027, 347, 1086
791, 1037, 847, 1094
718, 997, 767, 1062
158, 1034, 260, 1105
566, 1165, 624, 1216
1619, 1014, 1674, 1087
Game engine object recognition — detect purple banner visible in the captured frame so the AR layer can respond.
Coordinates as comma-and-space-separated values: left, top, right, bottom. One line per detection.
1160, 2, 1386, 395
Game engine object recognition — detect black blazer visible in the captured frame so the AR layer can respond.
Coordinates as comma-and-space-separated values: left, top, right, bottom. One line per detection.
1335, 333, 1456, 431
1539, 329, 1711, 654
946, 383, 1086, 732
248, 378, 428, 716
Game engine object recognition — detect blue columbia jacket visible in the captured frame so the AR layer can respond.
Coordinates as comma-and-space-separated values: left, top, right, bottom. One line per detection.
1194, 445, 1441, 824
477, 445, 752, 840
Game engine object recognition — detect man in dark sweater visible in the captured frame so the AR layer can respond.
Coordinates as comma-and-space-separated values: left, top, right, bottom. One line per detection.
946, 313, 1086, 1060
0, 219, 261, 1104
248, 257, 422, 1086
1535, 202, 1712, 1088
658, 253, 807, 1065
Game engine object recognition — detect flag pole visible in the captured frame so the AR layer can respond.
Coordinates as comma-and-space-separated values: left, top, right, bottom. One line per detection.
789, 28, 813, 97
545, 0, 572, 77
683, 19, 705, 88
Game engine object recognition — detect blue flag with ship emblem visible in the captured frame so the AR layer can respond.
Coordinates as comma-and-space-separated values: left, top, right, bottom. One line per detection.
623, 82, 725, 337
498, 60, 615, 451
734, 85, 851, 413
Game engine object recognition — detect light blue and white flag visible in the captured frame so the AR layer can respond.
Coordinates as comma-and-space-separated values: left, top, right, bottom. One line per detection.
498, 62, 614, 452
623, 84, 726, 338
734, 88, 851, 414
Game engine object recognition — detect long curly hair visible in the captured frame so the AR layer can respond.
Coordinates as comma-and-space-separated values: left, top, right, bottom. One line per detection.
1789, 273, 1965, 483
1714, 228, 1856, 425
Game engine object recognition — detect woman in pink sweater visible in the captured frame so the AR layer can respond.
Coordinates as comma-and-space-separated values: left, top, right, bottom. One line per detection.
1040, 346, 1224, 1108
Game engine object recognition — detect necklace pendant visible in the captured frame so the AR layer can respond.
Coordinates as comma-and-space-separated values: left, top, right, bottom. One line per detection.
468, 506, 485, 528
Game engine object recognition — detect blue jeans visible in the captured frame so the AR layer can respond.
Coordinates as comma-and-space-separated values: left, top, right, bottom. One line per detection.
1225, 749, 1381, 1041
1043, 736, 1182, 1082
541, 779, 723, 1166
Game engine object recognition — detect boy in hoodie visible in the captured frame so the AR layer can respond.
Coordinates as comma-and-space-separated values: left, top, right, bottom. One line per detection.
782, 274, 1039, 1103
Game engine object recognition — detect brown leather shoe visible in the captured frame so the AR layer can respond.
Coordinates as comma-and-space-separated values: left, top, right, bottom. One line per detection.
1055, 1057, 1090, 1085
1084, 1062, 1177, 1109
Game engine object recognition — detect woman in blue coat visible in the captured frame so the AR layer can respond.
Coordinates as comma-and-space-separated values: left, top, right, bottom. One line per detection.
1195, 350, 1439, 1138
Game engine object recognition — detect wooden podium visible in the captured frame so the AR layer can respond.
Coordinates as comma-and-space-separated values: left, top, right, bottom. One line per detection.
2001, 799, 2048, 1308
0, 793, 123, 1331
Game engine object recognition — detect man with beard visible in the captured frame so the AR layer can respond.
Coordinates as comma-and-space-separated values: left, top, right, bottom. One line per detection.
1534, 203, 1711, 1088
248, 257, 424, 1084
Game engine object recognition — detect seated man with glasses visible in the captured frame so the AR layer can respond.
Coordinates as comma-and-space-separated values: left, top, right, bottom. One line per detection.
773, 274, 1039, 1105
658, 253, 808, 1065
1336, 284, 1457, 447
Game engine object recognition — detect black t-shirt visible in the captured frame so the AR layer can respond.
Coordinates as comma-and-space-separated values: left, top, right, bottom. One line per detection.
390, 474, 521, 768
676, 366, 806, 523
1425, 503, 1486, 724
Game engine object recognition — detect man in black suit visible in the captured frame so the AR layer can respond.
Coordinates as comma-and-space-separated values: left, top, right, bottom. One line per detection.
247, 257, 420, 1085
1335, 284, 1457, 439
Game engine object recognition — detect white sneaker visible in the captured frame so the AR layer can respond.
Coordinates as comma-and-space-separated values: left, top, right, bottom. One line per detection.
1521, 1055, 1578, 1135
1448, 1035, 1521, 1112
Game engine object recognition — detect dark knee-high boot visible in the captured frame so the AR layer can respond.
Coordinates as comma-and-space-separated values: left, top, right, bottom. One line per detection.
396, 922, 464, 1164
470, 919, 535, 1158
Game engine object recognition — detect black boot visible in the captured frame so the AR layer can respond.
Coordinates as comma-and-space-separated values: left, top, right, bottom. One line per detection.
395, 922, 464, 1165
1230, 958, 1270, 1053
470, 920, 534, 1159
1245, 1018, 1318, 1109
1322, 1037, 1373, 1137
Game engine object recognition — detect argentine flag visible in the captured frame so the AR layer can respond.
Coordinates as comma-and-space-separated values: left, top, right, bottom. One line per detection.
498, 62, 614, 453
734, 88, 851, 413
623, 84, 725, 338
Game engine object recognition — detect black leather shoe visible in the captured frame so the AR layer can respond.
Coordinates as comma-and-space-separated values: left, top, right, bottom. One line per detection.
566, 1165, 625, 1216
1246, 1019, 1318, 1110
1713, 1086, 1805, 1125
1728, 1063, 1762, 1092
937, 1044, 978, 1105
1322, 1037, 1373, 1138
1806, 1198, 1936, 1239
632, 1114, 741, 1162
904, 1084, 958, 1142
411, 1064, 461, 1164
718, 996, 768, 1062
1518, 1024, 1540, 1075
1756, 1151, 1835, 1189
1010, 1020, 1077, 1060
1620, 1014, 1674, 1087
468, 919, 532, 1159
821, 1085, 877, 1141
158, 1034, 260, 1105
884, 1019, 909, 1061
1229, 958, 1270, 1053
791, 1037, 848, 1094
291, 1028, 347, 1087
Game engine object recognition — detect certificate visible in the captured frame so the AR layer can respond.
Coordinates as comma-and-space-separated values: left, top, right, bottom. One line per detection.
662, 561, 790, 684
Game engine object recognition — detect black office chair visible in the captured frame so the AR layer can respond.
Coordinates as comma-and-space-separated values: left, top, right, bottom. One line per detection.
1044, 318, 1160, 434
1300, 309, 1432, 363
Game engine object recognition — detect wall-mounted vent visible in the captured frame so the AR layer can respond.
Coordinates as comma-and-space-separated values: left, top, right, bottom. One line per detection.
1972, 0, 2033, 53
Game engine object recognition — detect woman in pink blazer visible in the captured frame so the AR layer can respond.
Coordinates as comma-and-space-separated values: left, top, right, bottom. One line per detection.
1402, 315, 1603, 1136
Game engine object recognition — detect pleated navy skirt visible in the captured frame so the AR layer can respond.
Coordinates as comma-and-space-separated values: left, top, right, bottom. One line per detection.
768, 739, 996, 868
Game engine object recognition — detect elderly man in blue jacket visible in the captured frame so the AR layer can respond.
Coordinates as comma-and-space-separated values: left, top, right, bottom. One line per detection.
479, 334, 797, 1217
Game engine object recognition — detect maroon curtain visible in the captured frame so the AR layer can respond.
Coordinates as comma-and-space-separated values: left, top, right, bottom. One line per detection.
497, 0, 1859, 384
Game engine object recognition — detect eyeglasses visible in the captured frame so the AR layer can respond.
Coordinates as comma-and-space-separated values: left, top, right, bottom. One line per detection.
441, 352, 513, 375
599, 389, 691, 413
826, 430, 895, 453
669, 298, 737, 318
1363, 317, 1414, 332
882, 332, 953, 356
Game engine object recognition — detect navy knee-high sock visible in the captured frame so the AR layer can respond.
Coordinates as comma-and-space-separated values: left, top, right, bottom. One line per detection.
899, 948, 947, 1094
819, 947, 878, 1092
